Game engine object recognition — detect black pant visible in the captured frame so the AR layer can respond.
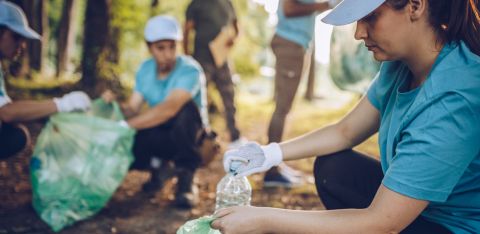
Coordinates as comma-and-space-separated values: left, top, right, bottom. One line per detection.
131, 100, 203, 171
0, 123, 28, 160
314, 150, 452, 234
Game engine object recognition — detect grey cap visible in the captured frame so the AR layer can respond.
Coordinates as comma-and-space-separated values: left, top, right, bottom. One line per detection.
0, 0, 41, 40
322, 0, 386, 26
144, 15, 183, 42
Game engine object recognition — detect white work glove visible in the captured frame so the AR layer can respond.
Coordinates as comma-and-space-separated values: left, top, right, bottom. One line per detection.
223, 142, 283, 177
328, 0, 342, 8
118, 120, 130, 128
53, 91, 91, 113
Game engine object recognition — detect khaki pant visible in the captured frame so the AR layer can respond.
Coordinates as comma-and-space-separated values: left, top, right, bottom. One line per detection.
268, 34, 309, 142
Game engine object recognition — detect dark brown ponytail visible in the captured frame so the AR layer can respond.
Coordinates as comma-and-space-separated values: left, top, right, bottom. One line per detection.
387, 0, 480, 55
445, 0, 480, 55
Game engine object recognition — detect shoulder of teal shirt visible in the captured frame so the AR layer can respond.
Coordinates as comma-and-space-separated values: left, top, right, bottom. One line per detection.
174, 55, 203, 80
179, 55, 203, 72
134, 58, 156, 93
136, 58, 156, 78
367, 41, 480, 113
411, 41, 480, 110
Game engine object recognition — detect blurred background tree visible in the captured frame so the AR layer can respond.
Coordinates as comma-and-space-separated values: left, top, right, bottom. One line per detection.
5, 0, 378, 99
5, 0, 270, 97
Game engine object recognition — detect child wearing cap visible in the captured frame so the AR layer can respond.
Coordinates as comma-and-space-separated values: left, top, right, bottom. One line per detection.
102, 15, 209, 209
217, 0, 480, 233
0, 1, 91, 160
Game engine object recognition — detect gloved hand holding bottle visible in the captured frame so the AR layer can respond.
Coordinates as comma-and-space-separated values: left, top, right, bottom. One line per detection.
216, 161, 252, 211
222, 142, 283, 177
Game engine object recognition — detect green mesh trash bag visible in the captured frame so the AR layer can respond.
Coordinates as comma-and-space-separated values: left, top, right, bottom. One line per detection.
329, 24, 381, 93
30, 99, 135, 232
177, 216, 221, 234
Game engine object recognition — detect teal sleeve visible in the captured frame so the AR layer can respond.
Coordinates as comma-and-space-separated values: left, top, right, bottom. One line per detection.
382, 93, 480, 202
134, 69, 143, 94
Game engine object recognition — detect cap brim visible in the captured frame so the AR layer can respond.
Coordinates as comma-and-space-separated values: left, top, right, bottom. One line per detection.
322, 0, 385, 26
11, 26, 41, 40
145, 36, 182, 43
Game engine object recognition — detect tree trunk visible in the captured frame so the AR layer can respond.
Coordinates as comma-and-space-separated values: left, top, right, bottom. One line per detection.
80, 0, 111, 90
24, 0, 48, 73
7, 0, 47, 77
56, 0, 77, 78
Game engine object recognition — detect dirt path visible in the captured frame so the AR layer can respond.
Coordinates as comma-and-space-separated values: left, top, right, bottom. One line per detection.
0, 123, 325, 234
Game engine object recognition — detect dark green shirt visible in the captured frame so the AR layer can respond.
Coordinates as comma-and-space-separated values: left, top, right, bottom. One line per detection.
186, 0, 236, 64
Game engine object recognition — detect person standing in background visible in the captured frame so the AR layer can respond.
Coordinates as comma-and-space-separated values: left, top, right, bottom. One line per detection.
264, 0, 340, 188
184, 0, 246, 149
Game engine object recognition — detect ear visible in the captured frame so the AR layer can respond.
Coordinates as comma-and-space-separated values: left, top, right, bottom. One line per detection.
408, 0, 427, 21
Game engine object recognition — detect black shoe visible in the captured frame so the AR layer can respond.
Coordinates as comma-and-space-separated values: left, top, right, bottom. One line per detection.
174, 168, 198, 209
142, 161, 175, 193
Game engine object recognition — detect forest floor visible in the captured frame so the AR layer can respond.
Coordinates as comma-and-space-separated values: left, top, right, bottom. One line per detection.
0, 76, 379, 234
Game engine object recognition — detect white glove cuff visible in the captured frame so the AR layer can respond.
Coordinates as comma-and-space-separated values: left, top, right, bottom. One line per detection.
53, 97, 64, 112
119, 120, 130, 128
261, 143, 283, 167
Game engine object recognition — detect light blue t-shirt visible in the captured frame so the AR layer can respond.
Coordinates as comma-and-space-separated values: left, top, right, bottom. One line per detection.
134, 55, 209, 127
0, 64, 12, 108
367, 42, 480, 233
276, 0, 317, 49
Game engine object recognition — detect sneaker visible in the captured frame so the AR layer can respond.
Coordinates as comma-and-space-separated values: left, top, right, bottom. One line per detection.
263, 167, 303, 188
227, 137, 248, 150
278, 163, 304, 178
174, 168, 198, 209
142, 161, 175, 193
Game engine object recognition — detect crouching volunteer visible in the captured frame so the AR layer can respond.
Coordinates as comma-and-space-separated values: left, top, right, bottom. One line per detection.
0, 1, 91, 160
215, 0, 480, 233
102, 15, 213, 209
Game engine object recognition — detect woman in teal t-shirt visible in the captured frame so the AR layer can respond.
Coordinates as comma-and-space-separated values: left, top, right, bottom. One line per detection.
217, 0, 480, 233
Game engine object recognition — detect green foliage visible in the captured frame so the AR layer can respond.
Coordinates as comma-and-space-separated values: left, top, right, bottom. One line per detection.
111, 0, 272, 85
230, 1, 271, 78
329, 25, 381, 93
17, 0, 273, 91
111, 0, 149, 45
154, 0, 190, 20
47, 0, 63, 64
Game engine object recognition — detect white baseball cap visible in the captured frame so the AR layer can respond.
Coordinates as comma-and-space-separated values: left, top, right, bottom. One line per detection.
0, 0, 41, 40
322, 0, 386, 26
144, 15, 182, 42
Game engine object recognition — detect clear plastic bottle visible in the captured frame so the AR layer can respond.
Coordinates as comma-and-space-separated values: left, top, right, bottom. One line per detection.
215, 165, 252, 211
